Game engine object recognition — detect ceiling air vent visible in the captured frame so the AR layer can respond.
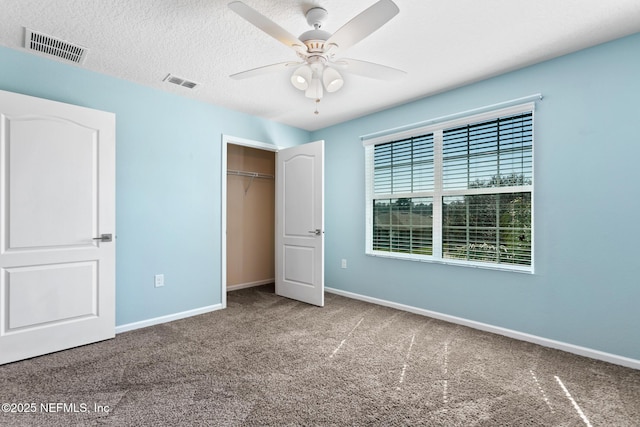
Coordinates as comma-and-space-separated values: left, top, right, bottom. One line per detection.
163, 74, 199, 89
24, 28, 88, 64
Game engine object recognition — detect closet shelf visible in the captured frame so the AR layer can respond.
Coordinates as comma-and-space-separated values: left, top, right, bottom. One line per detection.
227, 169, 274, 180
227, 169, 274, 194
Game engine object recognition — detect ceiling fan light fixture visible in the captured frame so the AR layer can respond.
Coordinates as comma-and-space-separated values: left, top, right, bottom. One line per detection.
305, 78, 323, 99
322, 67, 344, 93
291, 65, 312, 90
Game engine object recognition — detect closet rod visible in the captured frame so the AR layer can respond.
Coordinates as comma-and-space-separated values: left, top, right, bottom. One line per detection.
227, 169, 274, 180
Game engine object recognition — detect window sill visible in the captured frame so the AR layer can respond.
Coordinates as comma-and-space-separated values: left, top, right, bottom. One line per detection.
366, 250, 534, 274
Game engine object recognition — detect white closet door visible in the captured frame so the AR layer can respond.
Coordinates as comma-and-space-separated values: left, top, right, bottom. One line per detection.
275, 140, 324, 307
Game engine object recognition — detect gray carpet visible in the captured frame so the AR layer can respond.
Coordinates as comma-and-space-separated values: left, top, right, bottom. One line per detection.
1, 284, 638, 426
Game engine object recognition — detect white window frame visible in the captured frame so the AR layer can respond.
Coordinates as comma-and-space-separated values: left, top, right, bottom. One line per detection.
364, 102, 535, 273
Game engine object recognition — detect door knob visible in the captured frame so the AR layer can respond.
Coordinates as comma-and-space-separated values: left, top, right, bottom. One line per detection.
93, 233, 113, 242
308, 229, 322, 236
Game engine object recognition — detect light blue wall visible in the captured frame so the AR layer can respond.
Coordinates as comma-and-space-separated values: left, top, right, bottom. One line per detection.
0, 46, 311, 326
312, 32, 640, 360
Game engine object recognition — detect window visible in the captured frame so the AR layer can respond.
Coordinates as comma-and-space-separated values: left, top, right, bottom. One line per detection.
372, 133, 434, 255
364, 103, 534, 271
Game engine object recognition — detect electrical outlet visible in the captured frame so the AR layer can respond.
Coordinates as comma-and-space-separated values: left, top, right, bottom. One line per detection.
341, 259, 347, 269
154, 274, 164, 287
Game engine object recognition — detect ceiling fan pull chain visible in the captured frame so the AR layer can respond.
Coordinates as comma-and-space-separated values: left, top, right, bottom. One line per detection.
314, 98, 320, 115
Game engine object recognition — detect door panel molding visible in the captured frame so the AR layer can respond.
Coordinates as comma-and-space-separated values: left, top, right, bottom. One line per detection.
3, 261, 98, 332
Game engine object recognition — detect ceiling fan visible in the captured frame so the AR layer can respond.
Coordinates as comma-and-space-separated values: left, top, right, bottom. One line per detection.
228, 0, 406, 113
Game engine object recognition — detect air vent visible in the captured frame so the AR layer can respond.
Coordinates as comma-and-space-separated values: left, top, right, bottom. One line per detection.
163, 74, 199, 89
24, 28, 88, 64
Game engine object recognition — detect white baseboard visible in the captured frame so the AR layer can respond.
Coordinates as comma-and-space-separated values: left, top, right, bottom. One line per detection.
325, 287, 640, 370
227, 279, 274, 292
115, 304, 224, 334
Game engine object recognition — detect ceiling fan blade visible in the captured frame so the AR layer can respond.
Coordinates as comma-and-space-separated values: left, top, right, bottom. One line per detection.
230, 61, 302, 80
228, 1, 305, 52
324, 0, 399, 55
333, 58, 406, 80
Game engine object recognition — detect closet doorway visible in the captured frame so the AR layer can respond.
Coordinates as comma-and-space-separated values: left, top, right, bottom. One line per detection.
222, 136, 278, 307
221, 135, 325, 308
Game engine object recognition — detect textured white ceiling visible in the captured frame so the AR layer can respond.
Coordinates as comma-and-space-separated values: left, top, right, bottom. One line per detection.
1, 0, 640, 131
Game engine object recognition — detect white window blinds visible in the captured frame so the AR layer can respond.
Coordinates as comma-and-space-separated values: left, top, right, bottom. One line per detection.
364, 103, 534, 271
374, 134, 434, 194
442, 112, 533, 190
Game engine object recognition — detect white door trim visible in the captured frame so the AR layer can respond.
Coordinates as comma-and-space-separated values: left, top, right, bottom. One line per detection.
220, 135, 280, 309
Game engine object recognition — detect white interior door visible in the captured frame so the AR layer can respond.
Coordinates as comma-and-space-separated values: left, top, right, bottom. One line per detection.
275, 140, 324, 306
0, 89, 115, 365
